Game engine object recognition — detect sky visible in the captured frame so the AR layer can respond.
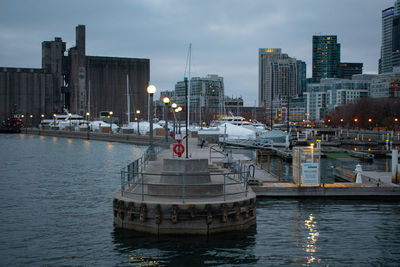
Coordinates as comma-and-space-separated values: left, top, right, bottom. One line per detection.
0, 0, 396, 106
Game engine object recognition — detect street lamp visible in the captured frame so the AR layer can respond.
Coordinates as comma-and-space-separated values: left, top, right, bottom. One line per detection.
29, 114, 34, 128
86, 112, 90, 133
163, 96, 170, 144
53, 114, 56, 130
109, 111, 113, 134
68, 113, 72, 131
147, 84, 156, 160
136, 109, 140, 135
171, 103, 177, 133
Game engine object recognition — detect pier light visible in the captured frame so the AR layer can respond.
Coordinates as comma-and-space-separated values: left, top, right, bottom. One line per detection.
340, 118, 344, 122
147, 84, 156, 95
136, 110, 140, 135
21, 115, 24, 118
41, 114, 44, 118
354, 118, 358, 123
30, 114, 33, 118
53, 114, 56, 117
395, 118, 399, 122
146, 84, 157, 160
368, 118, 372, 123
86, 112, 90, 116
163, 96, 170, 104
109, 111, 113, 116
171, 103, 177, 109
163, 97, 170, 143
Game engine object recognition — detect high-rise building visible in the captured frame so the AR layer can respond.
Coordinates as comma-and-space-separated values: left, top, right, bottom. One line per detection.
338, 63, 363, 79
392, 1, 400, 68
312, 35, 341, 82
258, 48, 305, 108
381, 7, 395, 73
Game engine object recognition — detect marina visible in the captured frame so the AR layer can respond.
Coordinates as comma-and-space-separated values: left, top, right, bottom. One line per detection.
1, 134, 400, 266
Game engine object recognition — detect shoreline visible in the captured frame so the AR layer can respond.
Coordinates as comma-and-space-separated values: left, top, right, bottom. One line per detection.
20, 128, 164, 146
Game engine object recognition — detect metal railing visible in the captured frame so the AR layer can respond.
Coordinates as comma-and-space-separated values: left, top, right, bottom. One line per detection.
120, 169, 251, 202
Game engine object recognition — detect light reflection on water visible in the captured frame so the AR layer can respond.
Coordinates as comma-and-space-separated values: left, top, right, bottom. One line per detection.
0, 134, 399, 266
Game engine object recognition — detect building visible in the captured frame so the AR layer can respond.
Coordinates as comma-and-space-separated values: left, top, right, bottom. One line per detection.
312, 35, 341, 82
173, 74, 224, 107
370, 67, 400, 98
381, 7, 395, 73
338, 63, 363, 79
0, 25, 150, 125
304, 75, 374, 122
258, 48, 305, 108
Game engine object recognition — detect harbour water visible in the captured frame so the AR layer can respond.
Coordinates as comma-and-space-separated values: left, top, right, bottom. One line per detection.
1, 134, 400, 266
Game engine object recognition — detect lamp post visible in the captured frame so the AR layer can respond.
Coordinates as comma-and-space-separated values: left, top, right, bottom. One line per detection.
109, 111, 113, 135
86, 112, 90, 137
171, 103, 177, 134
68, 113, 72, 131
163, 96, 170, 144
136, 109, 140, 135
53, 114, 56, 130
29, 114, 33, 128
147, 84, 156, 160
177, 106, 182, 133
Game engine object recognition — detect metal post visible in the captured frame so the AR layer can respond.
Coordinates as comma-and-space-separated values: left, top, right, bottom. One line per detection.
164, 103, 169, 143
267, 155, 270, 172
182, 174, 185, 203
185, 77, 189, 158
141, 173, 144, 201
149, 93, 155, 160
224, 174, 226, 201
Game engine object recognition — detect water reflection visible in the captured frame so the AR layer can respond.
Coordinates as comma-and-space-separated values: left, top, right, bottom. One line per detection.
107, 143, 113, 150
111, 226, 258, 266
304, 214, 319, 264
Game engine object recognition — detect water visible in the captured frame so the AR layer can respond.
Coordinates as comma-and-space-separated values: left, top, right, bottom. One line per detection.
1, 134, 400, 266
230, 148, 390, 183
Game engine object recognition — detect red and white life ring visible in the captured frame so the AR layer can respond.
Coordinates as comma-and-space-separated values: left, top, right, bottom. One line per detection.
173, 143, 185, 157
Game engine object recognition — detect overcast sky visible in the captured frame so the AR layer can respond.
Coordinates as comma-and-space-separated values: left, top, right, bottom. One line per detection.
0, 0, 396, 105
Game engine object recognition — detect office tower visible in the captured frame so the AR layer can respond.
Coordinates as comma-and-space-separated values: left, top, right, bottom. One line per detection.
392, 1, 400, 68
258, 48, 305, 108
381, 7, 395, 73
338, 63, 363, 79
312, 35, 341, 82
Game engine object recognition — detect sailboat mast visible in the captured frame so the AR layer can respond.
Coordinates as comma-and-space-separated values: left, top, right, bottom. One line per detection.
188, 43, 192, 128
126, 74, 130, 123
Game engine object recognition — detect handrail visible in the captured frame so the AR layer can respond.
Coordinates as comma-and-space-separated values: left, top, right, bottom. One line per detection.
120, 169, 250, 202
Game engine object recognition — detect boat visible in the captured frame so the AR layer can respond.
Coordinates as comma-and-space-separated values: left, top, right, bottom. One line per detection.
0, 113, 23, 133
254, 130, 291, 148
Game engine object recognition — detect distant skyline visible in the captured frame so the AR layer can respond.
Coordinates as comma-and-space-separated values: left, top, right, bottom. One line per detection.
0, 0, 396, 105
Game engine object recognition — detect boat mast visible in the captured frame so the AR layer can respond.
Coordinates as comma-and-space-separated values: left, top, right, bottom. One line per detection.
188, 43, 192, 128
127, 74, 130, 123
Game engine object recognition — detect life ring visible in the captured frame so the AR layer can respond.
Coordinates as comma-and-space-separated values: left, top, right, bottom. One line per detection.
173, 143, 185, 157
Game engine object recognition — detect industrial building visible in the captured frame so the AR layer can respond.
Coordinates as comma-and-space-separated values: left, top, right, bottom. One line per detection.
0, 25, 150, 125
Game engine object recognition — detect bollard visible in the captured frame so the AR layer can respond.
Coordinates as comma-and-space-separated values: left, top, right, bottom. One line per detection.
355, 164, 362, 183
392, 149, 398, 183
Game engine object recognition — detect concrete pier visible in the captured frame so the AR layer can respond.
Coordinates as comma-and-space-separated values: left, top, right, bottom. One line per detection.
113, 139, 257, 235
